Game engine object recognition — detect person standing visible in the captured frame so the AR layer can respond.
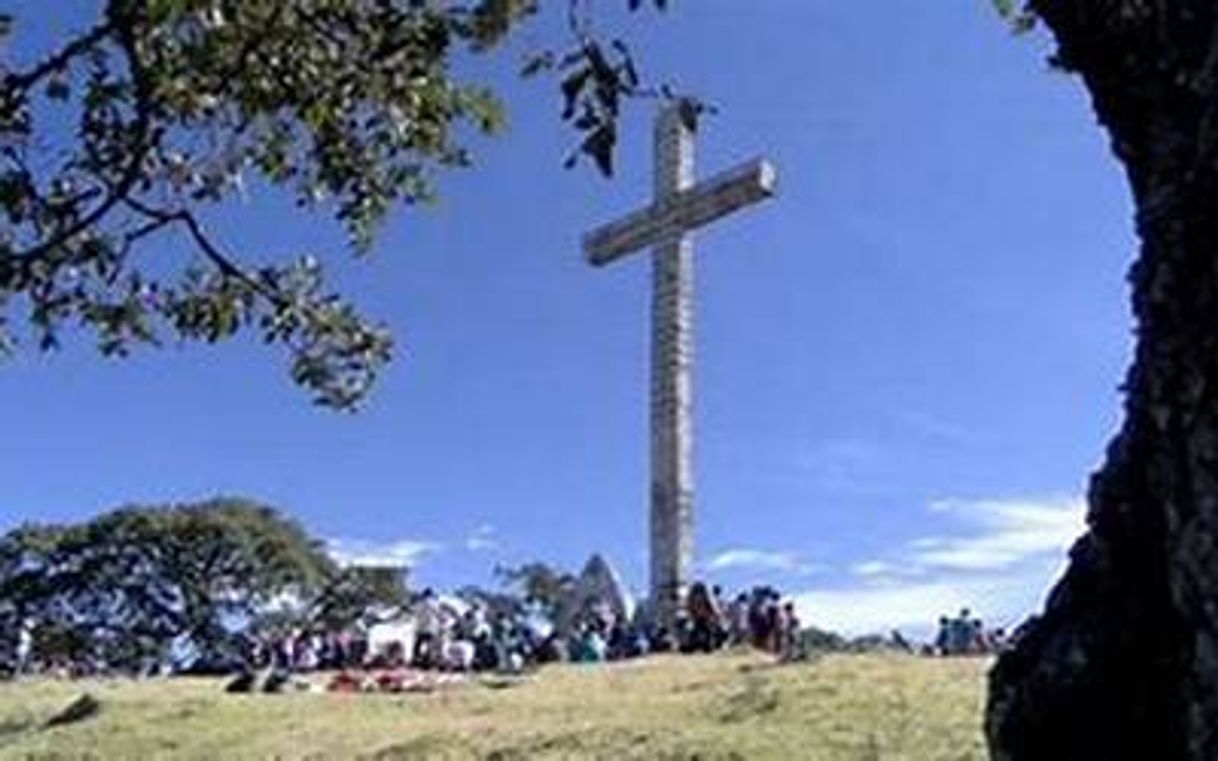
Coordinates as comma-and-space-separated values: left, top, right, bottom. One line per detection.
412, 589, 441, 668
15, 618, 32, 675
763, 594, 782, 654
728, 594, 749, 646
779, 602, 802, 662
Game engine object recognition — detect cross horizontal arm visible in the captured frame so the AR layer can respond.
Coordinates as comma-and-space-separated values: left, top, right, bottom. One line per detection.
584, 158, 777, 267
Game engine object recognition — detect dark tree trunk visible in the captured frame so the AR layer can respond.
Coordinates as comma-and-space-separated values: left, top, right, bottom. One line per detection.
987, 2, 1218, 759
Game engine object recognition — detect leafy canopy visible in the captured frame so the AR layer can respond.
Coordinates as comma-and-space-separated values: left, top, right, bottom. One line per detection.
0, 0, 667, 408
495, 560, 576, 616
0, 497, 408, 670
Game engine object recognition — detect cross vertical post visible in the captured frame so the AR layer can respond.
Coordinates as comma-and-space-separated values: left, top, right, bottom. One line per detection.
650, 105, 695, 631
582, 101, 777, 633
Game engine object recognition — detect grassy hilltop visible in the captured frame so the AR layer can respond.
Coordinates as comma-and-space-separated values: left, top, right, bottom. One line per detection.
0, 652, 987, 760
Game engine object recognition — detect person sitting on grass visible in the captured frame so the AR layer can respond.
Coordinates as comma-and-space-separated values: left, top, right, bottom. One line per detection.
648, 624, 675, 654
570, 623, 607, 663
583, 626, 607, 663
443, 636, 476, 672
607, 616, 631, 661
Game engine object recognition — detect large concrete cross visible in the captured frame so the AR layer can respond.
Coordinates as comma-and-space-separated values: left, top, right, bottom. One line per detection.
583, 102, 777, 629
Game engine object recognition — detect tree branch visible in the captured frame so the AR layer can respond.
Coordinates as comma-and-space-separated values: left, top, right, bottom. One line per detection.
9, 3, 154, 271
2, 21, 114, 93
121, 197, 285, 307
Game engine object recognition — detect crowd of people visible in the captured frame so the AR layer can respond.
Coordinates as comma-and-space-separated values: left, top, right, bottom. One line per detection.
930, 608, 1008, 656
684, 583, 804, 661
248, 630, 371, 674
7, 583, 1009, 687
562, 582, 805, 665
243, 582, 806, 684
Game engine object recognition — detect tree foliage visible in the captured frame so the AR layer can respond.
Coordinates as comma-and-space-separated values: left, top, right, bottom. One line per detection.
0, 497, 402, 672
298, 564, 410, 632
494, 560, 576, 618
991, 0, 1037, 33
0, 0, 668, 408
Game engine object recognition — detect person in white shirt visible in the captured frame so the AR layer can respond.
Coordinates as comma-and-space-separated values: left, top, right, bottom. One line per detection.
412, 589, 442, 668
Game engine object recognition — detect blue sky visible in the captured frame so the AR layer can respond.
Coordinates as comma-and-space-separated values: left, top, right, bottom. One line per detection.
1, 3, 1134, 636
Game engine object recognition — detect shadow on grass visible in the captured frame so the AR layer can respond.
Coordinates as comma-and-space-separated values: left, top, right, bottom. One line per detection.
0, 717, 31, 737
360, 734, 479, 760
717, 675, 780, 724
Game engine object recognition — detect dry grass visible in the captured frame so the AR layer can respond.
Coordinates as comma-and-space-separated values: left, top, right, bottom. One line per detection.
0, 652, 988, 760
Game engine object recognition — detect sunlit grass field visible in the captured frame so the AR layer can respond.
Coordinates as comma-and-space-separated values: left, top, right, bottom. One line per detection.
0, 651, 988, 760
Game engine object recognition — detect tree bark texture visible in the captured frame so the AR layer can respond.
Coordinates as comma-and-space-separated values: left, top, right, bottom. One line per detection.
988, 2, 1218, 759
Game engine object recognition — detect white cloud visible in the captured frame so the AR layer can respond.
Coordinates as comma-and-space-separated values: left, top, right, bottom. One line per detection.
795, 582, 974, 636
913, 496, 1085, 572
704, 548, 819, 576
790, 495, 1086, 638
852, 560, 896, 577
327, 537, 441, 569
465, 523, 499, 552
794, 573, 1042, 637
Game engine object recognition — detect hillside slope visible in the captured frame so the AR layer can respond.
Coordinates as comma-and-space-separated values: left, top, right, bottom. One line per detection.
0, 652, 987, 760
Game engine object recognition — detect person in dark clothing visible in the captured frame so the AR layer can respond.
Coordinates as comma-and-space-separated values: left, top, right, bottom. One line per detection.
686, 582, 722, 653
